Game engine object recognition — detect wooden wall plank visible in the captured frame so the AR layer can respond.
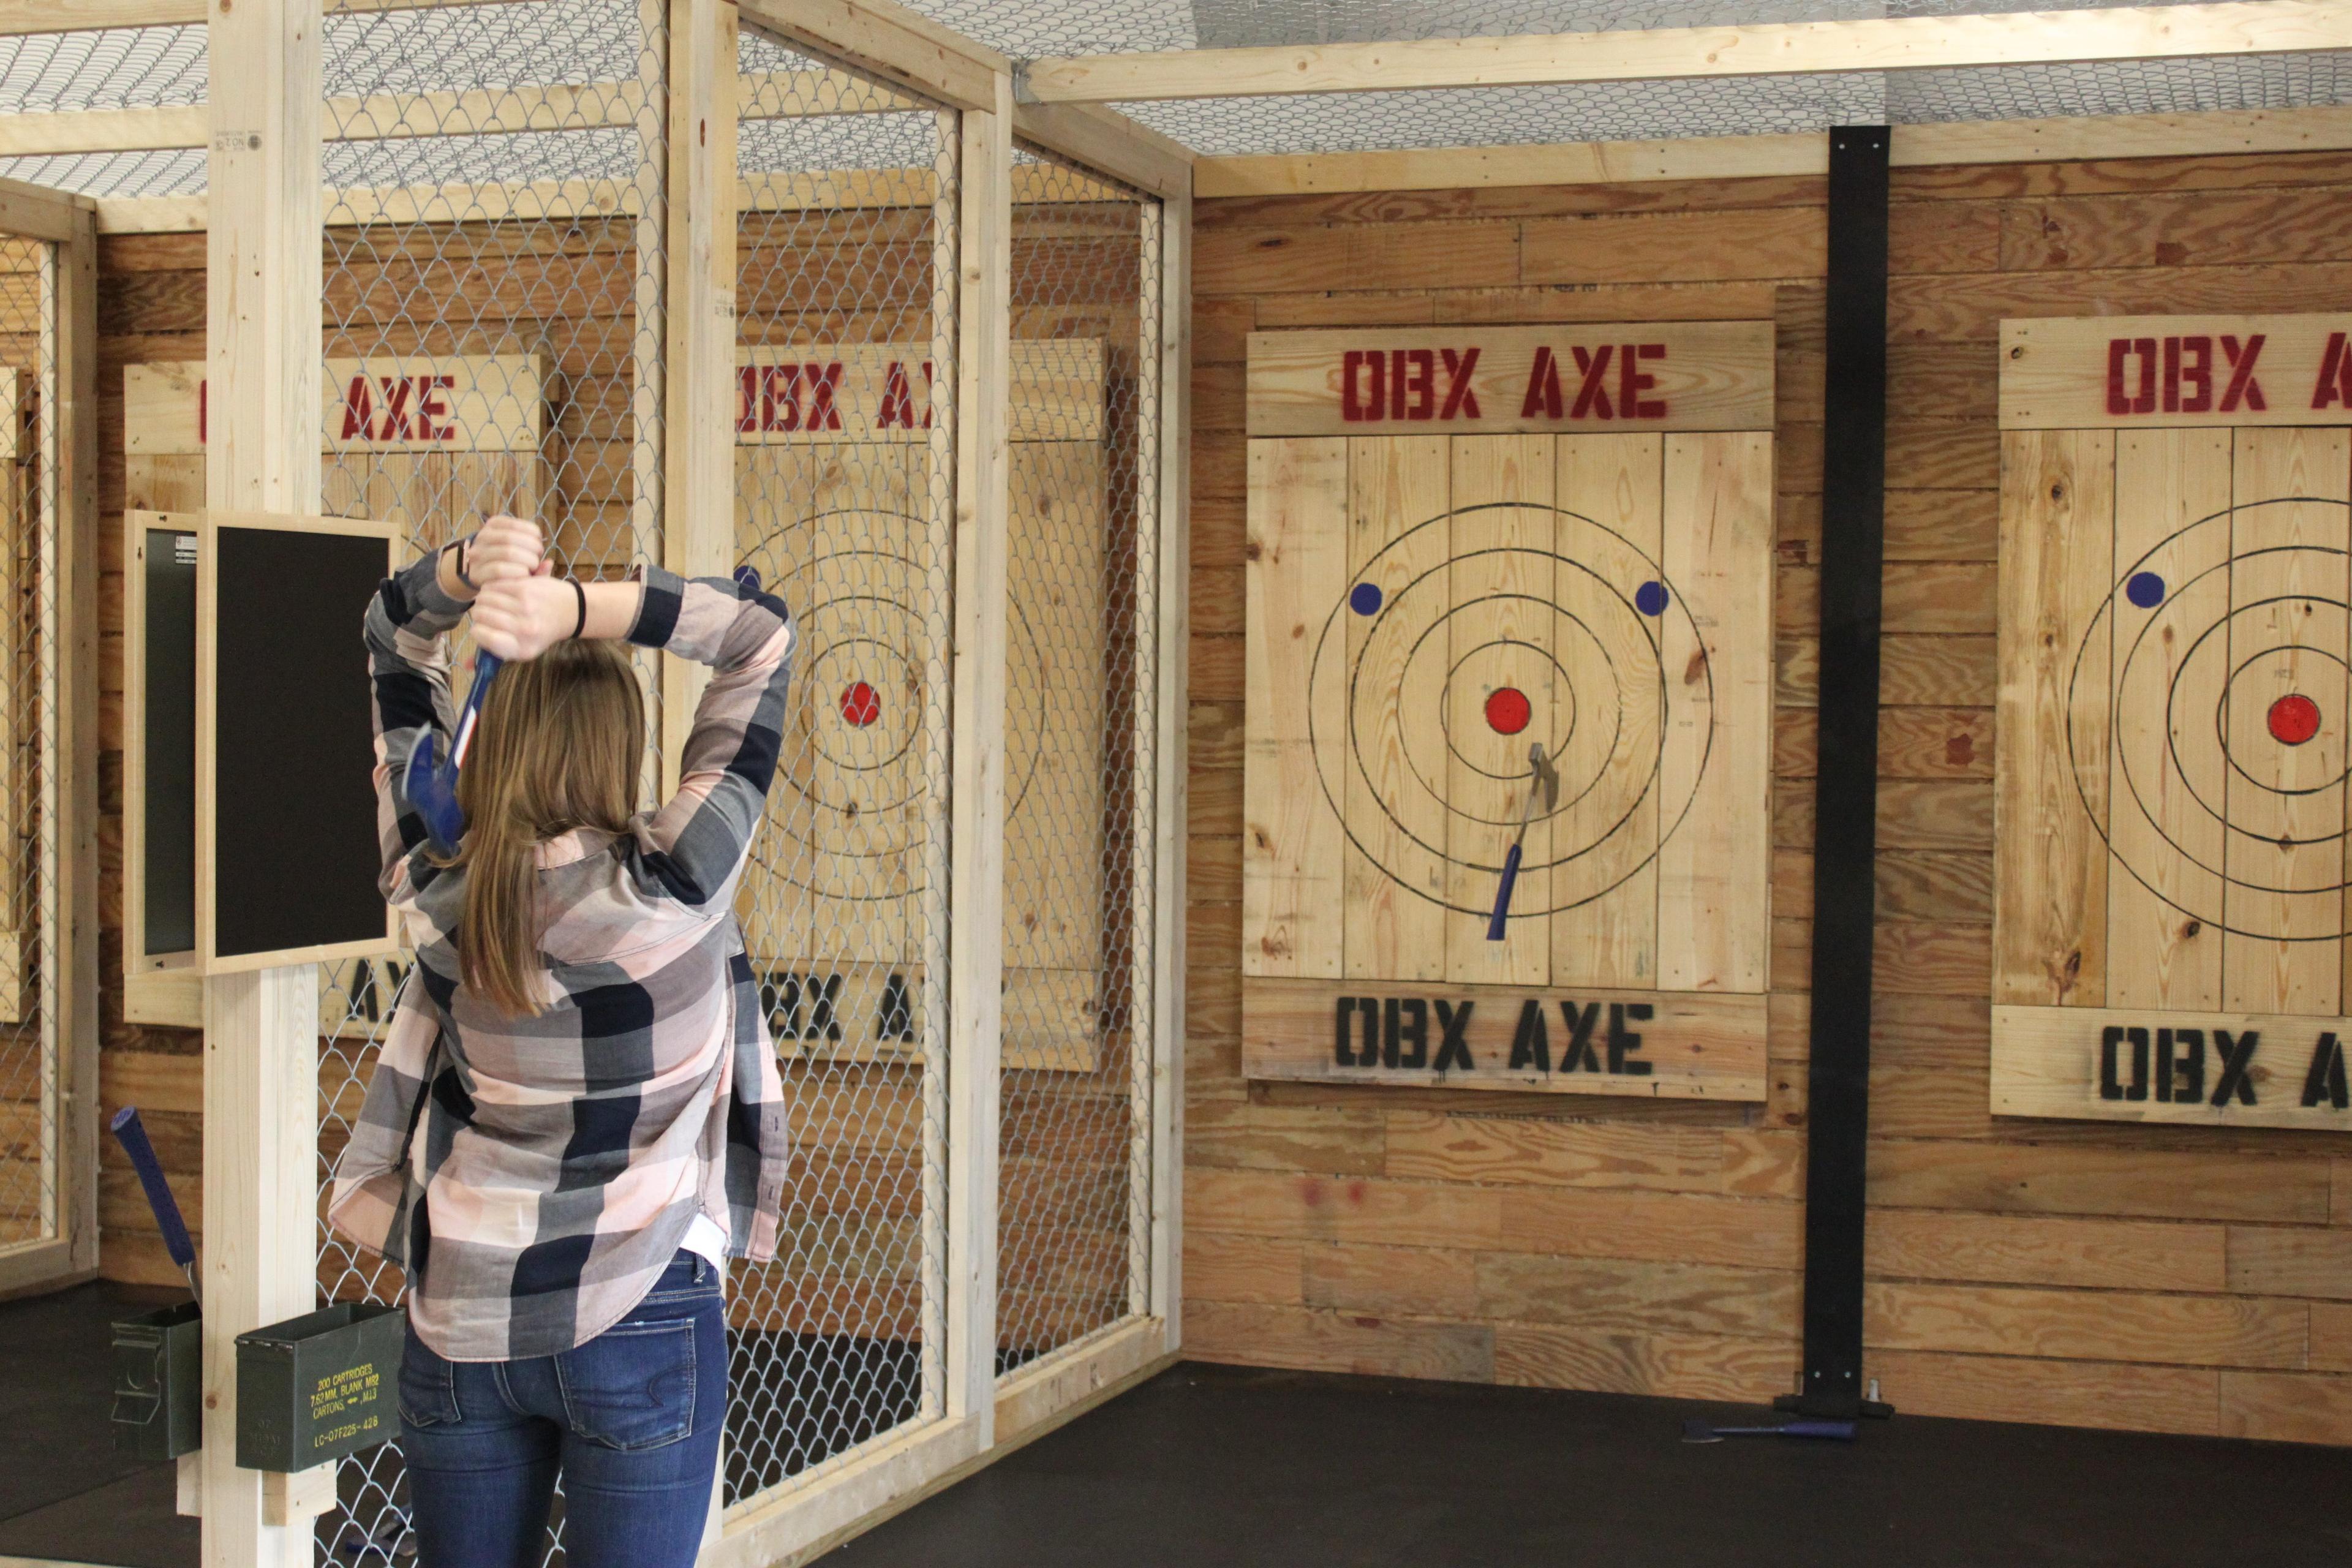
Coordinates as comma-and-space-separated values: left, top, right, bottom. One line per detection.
1185, 1300, 1496, 1381
1491, 1324, 1796, 1403
1866, 1210, 2229, 1294
1444, 434, 1554, 987
2220, 1368, 2352, 1443
1865, 1281, 2308, 1368
2105, 428, 2231, 1011
1185, 1232, 1304, 1305
1550, 434, 1661, 989
1476, 1253, 1796, 1338
1496, 1186, 1800, 1272
1870, 1139, 2332, 1224
1994, 428, 2114, 1005
1343, 436, 1449, 984
1870, 1348, 2220, 1436
2226, 1226, 2352, 1300
1243, 437, 1348, 977
1656, 432, 1773, 993
1518, 207, 1823, 287
1305, 1242, 1480, 1317
2221, 427, 2351, 1012
1385, 1111, 1755, 1195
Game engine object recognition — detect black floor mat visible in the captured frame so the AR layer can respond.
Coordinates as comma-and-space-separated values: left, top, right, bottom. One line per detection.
823, 1361, 2352, 1568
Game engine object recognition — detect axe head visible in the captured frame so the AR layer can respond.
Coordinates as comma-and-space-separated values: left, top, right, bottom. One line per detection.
1529, 743, 1560, 813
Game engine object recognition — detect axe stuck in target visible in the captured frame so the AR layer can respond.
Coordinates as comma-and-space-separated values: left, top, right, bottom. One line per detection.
1486, 742, 1560, 942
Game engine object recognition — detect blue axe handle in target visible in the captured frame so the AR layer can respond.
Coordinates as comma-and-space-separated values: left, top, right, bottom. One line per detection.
1485, 843, 1524, 941
109, 1106, 199, 1305
1487, 744, 1559, 942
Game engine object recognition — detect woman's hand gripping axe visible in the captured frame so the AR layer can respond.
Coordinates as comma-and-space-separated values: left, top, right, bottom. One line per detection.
1486, 743, 1559, 941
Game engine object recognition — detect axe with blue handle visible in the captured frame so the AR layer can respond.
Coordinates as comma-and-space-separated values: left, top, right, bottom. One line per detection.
403, 650, 503, 853
1486, 742, 1559, 941
109, 1106, 198, 1305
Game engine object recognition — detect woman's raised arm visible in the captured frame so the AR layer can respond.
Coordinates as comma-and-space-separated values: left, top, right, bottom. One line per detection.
363, 518, 543, 903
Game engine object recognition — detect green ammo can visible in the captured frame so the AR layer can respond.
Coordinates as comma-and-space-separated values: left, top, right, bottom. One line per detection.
233, 1302, 405, 1471
110, 1300, 203, 1461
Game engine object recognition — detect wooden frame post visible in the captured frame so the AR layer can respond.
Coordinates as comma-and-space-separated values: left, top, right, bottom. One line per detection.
1148, 183, 1189, 1338
946, 67, 1011, 1437
54, 200, 97, 1283
659, 0, 739, 775
200, 0, 323, 1558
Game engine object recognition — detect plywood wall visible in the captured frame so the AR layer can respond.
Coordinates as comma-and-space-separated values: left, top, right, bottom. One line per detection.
1188, 147, 2352, 1443
1189, 175, 1823, 1401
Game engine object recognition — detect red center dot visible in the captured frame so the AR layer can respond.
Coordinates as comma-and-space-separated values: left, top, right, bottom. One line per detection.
1485, 687, 1531, 736
2269, 693, 2321, 747
840, 680, 881, 728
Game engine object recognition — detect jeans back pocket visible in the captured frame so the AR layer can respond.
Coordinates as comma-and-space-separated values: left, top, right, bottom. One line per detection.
552, 1318, 698, 1452
396, 1321, 463, 1430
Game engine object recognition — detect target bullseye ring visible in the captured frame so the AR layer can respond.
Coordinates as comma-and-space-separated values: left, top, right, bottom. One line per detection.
1485, 687, 1532, 735
2271, 693, 2321, 746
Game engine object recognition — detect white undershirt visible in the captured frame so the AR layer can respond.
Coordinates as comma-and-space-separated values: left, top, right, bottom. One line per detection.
681, 1212, 729, 1272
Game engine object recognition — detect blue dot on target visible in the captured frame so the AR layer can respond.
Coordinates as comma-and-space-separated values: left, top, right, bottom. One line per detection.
1349, 581, 1383, 616
1635, 581, 1668, 617
2126, 571, 2166, 609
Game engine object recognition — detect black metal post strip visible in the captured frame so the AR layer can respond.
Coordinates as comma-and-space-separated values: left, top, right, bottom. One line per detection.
1779, 126, 1894, 1423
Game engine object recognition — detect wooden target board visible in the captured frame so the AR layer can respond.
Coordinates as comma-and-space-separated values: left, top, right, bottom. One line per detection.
732, 340, 1109, 1072
1994, 313, 2352, 1131
1242, 324, 1776, 1102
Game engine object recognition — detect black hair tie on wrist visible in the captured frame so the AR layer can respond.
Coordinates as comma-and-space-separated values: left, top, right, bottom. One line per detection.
570, 578, 587, 640
453, 535, 478, 590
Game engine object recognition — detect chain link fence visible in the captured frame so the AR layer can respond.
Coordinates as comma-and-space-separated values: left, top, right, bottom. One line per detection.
310, 1, 671, 1559
996, 148, 1159, 1373
723, 24, 960, 1510
0, 236, 61, 1269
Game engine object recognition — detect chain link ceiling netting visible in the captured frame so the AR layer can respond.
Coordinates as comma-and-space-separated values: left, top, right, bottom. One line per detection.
902, 0, 2352, 157
2, 1, 2351, 183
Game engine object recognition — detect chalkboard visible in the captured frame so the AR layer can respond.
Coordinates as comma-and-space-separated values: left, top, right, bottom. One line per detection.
203, 517, 396, 970
141, 526, 195, 956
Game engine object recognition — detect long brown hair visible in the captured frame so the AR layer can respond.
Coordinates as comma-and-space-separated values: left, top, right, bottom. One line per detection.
448, 641, 644, 1015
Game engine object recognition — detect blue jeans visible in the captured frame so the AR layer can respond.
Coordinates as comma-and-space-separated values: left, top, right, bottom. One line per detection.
398, 1254, 726, 1568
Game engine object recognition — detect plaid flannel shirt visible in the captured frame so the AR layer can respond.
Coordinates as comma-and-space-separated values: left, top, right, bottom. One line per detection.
328, 552, 796, 1361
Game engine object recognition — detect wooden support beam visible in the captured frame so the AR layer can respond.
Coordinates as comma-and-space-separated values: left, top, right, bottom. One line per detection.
1011, 100, 1192, 201
737, 0, 1005, 114
1193, 102, 2352, 198
946, 66, 1012, 1436
1146, 183, 1188, 1338
51, 202, 99, 1280
658, 0, 737, 774
0, 0, 529, 34
198, 0, 319, 1558
1026, 1, 2352, 104
0, 71, 910, 160
0, 175, 92, 243
99, 164, 1099, 234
